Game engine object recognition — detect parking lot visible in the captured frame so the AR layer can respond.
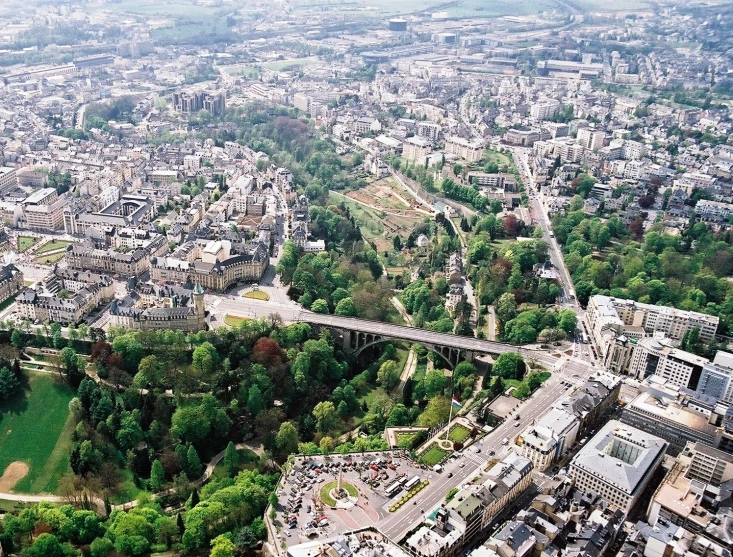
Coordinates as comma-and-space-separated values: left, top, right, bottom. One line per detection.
272, 451, 434, 547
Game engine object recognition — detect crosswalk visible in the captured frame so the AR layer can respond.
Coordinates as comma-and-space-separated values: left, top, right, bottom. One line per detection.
463, 451, 485, 466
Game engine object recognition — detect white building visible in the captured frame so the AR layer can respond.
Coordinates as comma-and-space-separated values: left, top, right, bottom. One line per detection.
445, 137, 483, 163
403, 136, 432, 162
520, 408, 579, 471
568, 420, 668, 513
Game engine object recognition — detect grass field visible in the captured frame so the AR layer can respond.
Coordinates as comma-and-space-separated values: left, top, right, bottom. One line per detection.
35, 240, 73, 255
319, 480, 358, 506
419, 444, 451, 467
243, 290, 270, 301
395, 432, 418, 447
0, 373, 75, 494
17, 236, 38, 253
448, 424, 471, 443
224, 315, 249, 327
34, 252, 67, 265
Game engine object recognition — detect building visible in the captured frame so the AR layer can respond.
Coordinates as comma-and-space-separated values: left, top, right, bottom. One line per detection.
445, 137, 483, 163
628, 336, 709, 389
587, 296, 719, 360
150, 241, 268, 291
0, 167, 18, 194
568, 420, 667, 513
109, 283, 206, 333
686, 443, 733, 485
696, 352, 733, 404
405, 453, 533, 557
0, 264, 23, 305
66, 236, 166, 278
64, 194, 156, 235
417, 122, 441, 142
16, 269, 114, 324
172, 89, 226, 115
520, 408, 579, 471
530, 101, 560, 122
619, 388, 722, 455
286, 529, 410, 557
402, 137, 432, 162
447, 252, 463, 283
577, 128, 606, 151
22, 188, 67, 231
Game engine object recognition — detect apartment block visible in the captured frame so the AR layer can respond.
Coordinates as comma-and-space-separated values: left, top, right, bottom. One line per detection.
445, 136, 483, 162
402, 136, 432, 162
0, 264, 24, 305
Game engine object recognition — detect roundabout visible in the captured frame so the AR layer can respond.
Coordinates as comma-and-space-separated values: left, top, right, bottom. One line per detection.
319, 479, 359, 509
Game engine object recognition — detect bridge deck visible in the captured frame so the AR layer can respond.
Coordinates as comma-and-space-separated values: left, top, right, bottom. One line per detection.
302, 312, 532, 356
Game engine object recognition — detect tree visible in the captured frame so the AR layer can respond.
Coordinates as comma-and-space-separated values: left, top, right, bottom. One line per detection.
187, 446, 203, 479
223, 442, 238, 477
496, 292, 517, 326
90, 537, 114, 557
149, 460, 164, 492
10, 329, 23, 349
335, 297, 356, 316
311, 298, 330, 314
0, 366, 21, 402
377, 360, 400, 391
27, 533, 66, 557
192, 342, 217, 374
558, 310, 577, 334
424, 369, 447, 398
313, 401, 337, 433
247, 384, 264, 416
418, 396, 450, 428
393, 235, 402, 250
275, 421, 299, 457
493, 352, 524, 380
137, 355, 163, 387
211, 534, 236, 557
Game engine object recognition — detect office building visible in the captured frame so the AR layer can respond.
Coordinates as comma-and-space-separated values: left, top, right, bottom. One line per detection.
577, 128, 606, 151
0, 167, 18, 194
696, 352, 733, 404
628, 336, 708, 388
22, 188, 67, 231
568, 421, 667, 513
172, 89, 226, 115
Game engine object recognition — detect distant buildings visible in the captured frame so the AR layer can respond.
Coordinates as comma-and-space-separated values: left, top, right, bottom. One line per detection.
17, 269, 115, 325
172, 89, 226, 116
568, 420, 667, 513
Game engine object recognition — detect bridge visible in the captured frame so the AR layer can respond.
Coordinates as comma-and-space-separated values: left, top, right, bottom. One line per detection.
299, 312, 553, 367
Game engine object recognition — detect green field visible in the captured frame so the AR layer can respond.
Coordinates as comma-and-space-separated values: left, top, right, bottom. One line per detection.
224, 315, 249, 327
419, 444, 451, 467
34, 252, 67, 265
395, 432, 418, 447
448, 424, 471, 443
17, 236, 38, 253
35, 240, 73, 254
243, 290, 270, 301
319, 480, 358, 507
0, 372, 75, 493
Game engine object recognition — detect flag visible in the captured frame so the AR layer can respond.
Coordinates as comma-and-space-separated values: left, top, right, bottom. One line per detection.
451, 396, 463, 409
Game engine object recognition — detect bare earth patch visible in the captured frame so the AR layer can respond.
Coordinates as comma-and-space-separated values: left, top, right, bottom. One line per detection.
0, 461, 30, 492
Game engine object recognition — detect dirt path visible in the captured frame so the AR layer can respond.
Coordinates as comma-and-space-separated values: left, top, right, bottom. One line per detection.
0, 462, 29, 492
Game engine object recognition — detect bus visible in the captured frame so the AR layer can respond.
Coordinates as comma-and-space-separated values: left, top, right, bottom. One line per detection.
384, 481, 402, 498
404, 476, 420, 491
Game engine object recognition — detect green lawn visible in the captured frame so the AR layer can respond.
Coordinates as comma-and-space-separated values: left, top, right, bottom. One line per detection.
395, 432, 417, 447
35, 240, 73, 255
0, 295, 16, 313
17, 236, 38, 253
320, 480, 358, 507
34, 252, 66, 265
419, 445, 451, 467
448, 424, 471, 443
0, 373, 75, 493
243, 290, 269, 301
224, 315, 249, 327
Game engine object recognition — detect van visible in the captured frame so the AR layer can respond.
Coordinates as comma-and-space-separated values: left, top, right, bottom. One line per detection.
502, 438, 509, 445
